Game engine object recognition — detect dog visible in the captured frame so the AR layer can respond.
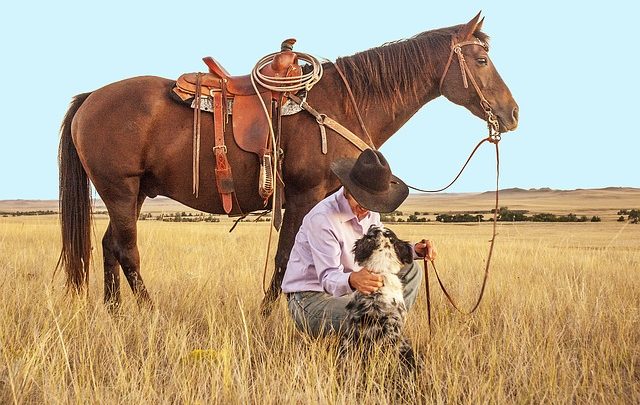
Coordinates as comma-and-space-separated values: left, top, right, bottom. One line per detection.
339, 224, 417, 369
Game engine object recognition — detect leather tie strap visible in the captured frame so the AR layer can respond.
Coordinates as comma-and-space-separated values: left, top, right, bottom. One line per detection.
212, 89, 235, 214
193, 73, 203, 197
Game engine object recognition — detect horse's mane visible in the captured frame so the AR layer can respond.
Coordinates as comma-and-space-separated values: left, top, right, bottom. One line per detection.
335, 25, 490, 115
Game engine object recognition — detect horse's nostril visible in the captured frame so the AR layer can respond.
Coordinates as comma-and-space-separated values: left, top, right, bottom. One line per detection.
512, 106, 519, 121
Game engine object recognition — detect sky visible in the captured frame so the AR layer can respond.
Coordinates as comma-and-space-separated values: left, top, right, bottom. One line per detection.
1, 1, 638, 200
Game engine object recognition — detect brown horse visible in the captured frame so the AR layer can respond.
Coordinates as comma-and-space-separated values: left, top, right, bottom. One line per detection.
58, 13, 518, 314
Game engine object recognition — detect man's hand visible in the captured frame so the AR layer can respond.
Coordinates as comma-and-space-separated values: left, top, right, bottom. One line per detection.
349, 268, 383, 295
414, 239, 437, 261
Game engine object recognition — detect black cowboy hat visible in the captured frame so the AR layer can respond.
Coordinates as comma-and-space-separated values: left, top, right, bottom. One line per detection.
330, 149, 409, 213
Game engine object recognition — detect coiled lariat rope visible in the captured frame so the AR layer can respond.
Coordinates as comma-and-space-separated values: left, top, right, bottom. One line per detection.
252, 52, 323, 93
250, 51, 324, 295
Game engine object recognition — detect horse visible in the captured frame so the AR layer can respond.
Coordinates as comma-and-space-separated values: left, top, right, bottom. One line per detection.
57, 12, 518, 315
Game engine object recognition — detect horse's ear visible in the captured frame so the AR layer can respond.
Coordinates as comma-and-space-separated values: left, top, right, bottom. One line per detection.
459, 11, 483, 41
476, 16, 485, 33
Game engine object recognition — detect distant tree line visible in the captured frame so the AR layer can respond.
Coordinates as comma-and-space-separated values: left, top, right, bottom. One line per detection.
139, 212, 271, 223
1, 210, 56, 217
617, 209, 639, 224
380, 212, 430, 223
491, 207, 601, 223
141, 212, 221, 222
436, 213, 485, 223
381, 207, 604, 224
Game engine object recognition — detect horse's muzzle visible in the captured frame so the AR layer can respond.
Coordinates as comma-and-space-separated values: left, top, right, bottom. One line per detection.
498, 105, 519, 132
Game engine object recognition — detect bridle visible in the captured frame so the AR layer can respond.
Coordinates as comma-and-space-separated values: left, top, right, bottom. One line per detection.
439, 37, 501, 140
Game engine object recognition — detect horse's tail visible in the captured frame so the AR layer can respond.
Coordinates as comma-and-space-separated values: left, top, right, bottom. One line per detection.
56, 92, 93, 293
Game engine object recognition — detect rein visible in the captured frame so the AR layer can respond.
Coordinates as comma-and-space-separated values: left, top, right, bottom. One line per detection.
418, 37, 503, 332
423, 136, 500, 333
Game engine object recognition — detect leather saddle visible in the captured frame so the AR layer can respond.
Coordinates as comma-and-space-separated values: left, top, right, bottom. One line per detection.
171, 39, 303, 216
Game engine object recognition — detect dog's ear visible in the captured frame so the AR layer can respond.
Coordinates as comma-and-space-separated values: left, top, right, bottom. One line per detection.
394, 240, 414, 264
353, 234, 379, 265
367, 224, 380, 236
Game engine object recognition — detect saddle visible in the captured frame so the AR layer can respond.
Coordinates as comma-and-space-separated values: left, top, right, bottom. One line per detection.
172, 39, 302, 219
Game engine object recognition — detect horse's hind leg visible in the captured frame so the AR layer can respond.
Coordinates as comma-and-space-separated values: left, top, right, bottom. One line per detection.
102, 187, 151, 306
103, 192, 148, 307
102, 224, 121, 307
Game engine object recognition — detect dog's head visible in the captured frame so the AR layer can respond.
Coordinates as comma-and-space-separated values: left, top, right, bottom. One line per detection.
352, 225, 414, 274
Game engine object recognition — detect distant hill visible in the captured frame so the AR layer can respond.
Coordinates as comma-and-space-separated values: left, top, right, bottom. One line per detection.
2, 187, 639, 220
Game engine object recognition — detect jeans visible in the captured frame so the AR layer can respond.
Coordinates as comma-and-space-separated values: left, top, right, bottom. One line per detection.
286, 261, 423, 338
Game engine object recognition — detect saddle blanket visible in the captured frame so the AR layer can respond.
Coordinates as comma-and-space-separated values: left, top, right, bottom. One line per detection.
186, 91, 303, 116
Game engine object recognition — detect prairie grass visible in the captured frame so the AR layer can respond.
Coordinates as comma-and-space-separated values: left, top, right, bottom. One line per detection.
0, 216, 638, 403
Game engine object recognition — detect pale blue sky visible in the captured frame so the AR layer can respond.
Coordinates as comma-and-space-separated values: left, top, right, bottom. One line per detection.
1, 1, 638, 200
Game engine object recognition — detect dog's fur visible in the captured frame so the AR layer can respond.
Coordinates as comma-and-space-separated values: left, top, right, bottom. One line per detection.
340, 225, 416, 368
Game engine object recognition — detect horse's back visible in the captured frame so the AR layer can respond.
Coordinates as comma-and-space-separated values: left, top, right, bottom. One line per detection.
74, 75, 177, 128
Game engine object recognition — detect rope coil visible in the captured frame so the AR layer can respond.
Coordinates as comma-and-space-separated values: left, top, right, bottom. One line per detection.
251, 52, 323, 93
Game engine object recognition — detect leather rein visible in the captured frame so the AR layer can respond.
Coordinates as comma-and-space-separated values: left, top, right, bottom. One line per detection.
417, 37, 502, 332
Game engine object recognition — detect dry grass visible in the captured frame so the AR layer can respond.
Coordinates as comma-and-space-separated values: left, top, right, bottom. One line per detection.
0, 215, 639, 404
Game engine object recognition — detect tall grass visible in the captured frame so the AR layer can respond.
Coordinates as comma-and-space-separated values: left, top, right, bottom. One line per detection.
1, 216, 638, 403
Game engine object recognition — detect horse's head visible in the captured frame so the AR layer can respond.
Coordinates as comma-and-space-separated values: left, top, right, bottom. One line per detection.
439, 12, 519, 133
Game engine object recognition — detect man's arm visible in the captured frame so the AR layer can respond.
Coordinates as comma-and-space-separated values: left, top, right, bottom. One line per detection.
306, 214, 353, 297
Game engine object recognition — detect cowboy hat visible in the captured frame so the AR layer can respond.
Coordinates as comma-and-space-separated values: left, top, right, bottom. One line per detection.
330, 149, 409, 213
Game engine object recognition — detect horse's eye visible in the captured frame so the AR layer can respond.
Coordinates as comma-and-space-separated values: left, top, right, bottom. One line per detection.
477, 58, 488, 66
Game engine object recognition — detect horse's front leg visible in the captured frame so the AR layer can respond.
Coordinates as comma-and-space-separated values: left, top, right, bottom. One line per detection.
260, 189, 325, 317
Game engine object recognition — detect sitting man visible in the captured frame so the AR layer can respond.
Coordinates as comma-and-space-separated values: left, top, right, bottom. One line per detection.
282, 149, 436, 337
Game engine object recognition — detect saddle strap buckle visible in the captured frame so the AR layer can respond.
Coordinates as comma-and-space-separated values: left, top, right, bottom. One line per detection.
316, 114, 328, 154
213, 145, 228, 154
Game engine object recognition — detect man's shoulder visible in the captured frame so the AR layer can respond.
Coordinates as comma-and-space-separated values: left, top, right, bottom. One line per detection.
309, 191, 340, 214
304, 192, 342, 226
306, 203, 338, 225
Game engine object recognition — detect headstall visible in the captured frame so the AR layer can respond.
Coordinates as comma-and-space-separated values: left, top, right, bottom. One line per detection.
439, 38, 501, 141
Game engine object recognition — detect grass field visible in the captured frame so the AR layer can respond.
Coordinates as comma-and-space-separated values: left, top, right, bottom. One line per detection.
1, 211, 639, 403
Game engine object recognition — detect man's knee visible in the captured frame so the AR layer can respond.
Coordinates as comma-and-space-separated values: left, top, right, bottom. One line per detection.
400, 261, 422, 287
286, 291, 350, 338
399, 261, 423, 311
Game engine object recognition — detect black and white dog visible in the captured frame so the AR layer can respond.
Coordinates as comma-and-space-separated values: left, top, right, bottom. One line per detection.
340, 225, 416, 368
